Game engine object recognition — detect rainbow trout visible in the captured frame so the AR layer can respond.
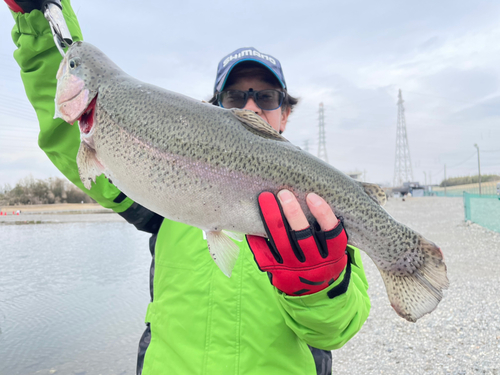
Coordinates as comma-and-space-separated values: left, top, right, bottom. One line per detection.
54, 41, 448, 322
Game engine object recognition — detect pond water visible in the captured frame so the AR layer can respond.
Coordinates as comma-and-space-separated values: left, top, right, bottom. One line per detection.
0, 221, 152, 375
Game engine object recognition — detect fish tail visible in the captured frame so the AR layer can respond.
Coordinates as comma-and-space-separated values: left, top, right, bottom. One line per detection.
379, 238, 449, 322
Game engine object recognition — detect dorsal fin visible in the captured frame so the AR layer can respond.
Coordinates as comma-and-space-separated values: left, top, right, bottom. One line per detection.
230, 109, 289, 142
358, 181, 387, 206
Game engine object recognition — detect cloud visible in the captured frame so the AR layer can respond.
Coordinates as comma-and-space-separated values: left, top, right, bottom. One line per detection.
1, 0, 500, 188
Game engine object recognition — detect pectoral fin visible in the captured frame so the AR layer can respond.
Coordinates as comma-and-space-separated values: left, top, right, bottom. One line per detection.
77, 142, 106, 190
222, 230, 244, 242
205, 230, 240, 277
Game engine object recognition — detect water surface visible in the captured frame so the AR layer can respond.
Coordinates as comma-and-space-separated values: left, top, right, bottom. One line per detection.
0, 220, 152, 375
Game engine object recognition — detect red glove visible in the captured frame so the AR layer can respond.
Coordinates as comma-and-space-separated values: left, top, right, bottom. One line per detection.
247, 192, 348, 296
5, 0, 59, 13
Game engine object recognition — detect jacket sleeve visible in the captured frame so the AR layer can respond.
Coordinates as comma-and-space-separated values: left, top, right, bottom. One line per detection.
9, 0, 133, 212
274, 245, 371, 350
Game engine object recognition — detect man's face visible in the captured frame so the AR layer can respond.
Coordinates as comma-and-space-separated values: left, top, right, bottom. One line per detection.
223, 68, 290, 133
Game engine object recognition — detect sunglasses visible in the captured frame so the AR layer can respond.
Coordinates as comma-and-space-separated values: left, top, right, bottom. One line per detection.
217, 89, 286, 111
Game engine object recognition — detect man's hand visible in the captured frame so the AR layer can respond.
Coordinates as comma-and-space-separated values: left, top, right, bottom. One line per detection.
5, 0, 58, 13
246, 190, 348, 296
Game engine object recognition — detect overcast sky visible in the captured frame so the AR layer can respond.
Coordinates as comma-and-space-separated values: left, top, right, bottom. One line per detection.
1, 0, 499, 188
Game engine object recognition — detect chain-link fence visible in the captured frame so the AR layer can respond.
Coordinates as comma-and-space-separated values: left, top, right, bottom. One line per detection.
463, 192, 500, 233
430, 180, 499, 197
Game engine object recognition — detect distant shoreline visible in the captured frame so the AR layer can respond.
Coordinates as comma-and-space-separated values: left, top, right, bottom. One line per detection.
0, 203, 112, 215
0, 203, 123, 224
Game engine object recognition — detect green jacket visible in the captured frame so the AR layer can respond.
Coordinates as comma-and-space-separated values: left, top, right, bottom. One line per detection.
10, 3, 371, 374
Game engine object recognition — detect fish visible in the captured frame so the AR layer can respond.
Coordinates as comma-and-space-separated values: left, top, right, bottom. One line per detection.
54, 41, 448, 323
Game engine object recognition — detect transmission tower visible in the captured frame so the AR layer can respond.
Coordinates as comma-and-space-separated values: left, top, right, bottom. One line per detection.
317, 103, 328, 163
303, 139, 310, 153
393, 89, 414, 187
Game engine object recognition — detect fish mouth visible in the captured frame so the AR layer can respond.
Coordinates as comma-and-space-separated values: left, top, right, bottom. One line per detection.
78, 95, 97, 135
55, 88, 90, 124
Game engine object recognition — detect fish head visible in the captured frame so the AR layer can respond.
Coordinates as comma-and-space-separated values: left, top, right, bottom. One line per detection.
54, 41, 123, 144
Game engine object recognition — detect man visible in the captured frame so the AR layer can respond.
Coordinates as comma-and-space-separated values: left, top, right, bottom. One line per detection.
6, 1, 371, 374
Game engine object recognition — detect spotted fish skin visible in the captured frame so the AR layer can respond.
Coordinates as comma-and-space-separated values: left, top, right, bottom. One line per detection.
55, 41, 448, 322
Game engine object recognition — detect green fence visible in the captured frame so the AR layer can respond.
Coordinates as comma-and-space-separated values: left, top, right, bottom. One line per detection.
428, 190, 464, 197
463, 192, 500, 233
432, 181, 499, 197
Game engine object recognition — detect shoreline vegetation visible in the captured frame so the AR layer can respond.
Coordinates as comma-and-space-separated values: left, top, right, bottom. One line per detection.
0, 202, 112, 214
439, 174, 499, 187
2, 174, 498, 210
0, 203, 119, 225
0, 175, 95, 206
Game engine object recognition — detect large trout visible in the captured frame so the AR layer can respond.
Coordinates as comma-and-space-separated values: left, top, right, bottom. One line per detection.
54, 41, 448, 322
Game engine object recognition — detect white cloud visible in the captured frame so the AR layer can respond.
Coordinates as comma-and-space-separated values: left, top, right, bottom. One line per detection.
1, 0, 499, 188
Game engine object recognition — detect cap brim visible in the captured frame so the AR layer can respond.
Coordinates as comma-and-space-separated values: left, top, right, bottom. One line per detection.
216, 58, 286, 93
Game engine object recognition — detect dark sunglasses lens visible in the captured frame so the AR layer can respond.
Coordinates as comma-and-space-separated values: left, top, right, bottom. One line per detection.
255, 90, 283, 110
220, 91, 247, 109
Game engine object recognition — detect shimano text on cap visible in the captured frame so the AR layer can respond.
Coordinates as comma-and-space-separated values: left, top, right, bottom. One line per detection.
214, 47, 287, 93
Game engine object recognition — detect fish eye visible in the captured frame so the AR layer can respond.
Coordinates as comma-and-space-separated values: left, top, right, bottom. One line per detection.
69, 58, 80, 69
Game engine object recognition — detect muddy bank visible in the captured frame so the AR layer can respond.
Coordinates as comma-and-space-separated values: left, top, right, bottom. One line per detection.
0, 203, 125, 224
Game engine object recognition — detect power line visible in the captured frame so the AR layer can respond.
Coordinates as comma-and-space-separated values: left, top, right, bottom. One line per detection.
0, 127, 39, 133
0, 123, 39, 130
405, 90, 500, 110
429, 168, 444, 181
0, 98, 35, 111
0, 147, 41, 152
294, 96, 385, 114
0, 105, 37, 116
0, 110, 37, 122
292, 109, 459, 126
0, 134, 39, 140
447, 152, 476, 169
0, 101, 36, 113
0, 137, 38, 142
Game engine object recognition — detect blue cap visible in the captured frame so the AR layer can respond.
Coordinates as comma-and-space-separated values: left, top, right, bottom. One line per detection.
214, 47, 287, 93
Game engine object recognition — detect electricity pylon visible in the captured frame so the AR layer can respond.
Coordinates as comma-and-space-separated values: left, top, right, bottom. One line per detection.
303, 139, 310, 153
393, 89, 414, 187
317, 103, 328, 163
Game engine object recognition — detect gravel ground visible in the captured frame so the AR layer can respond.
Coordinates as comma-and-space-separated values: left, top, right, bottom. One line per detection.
332, 197, 500, 375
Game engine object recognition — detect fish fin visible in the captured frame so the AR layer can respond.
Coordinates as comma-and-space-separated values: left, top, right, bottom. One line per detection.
358, 181, 387, 206
222, 230, 244, 242
77, 142, 106, 190
205, 230, 240, 277
377, 238, 449, 322
231, 109, 289, 142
